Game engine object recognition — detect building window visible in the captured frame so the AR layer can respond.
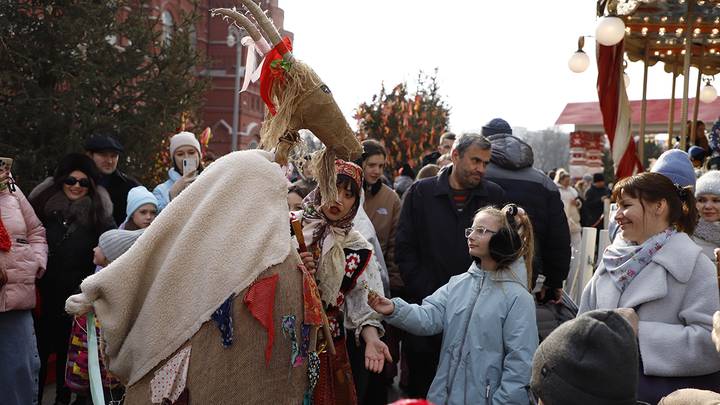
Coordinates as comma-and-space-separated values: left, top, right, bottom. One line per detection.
161, 10, 174, 46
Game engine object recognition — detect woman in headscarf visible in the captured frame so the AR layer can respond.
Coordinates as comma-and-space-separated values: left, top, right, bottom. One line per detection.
293, 159, 391, 405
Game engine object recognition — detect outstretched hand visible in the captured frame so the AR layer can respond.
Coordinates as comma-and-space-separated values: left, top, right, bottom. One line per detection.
367, 293, 394, 316
364, 337, 392, 374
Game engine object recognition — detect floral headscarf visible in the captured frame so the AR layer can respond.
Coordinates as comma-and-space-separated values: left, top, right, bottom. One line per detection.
297, 159, 364, 303
301, 160, 363, 247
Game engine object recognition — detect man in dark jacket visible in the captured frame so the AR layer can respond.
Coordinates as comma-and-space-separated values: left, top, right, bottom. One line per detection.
482, 119, 571, 303
581, 173, 611, 229
396, 132, 505, 397
85, 134, 141, 225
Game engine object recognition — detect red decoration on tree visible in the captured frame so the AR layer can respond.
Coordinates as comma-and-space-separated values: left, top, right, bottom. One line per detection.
243, 274, 280, 365
259, 37, 293, 116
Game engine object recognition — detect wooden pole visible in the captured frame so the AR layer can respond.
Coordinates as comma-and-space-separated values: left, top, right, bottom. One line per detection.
639, 42, 650, 167
680, 1, 693, 151
668, 55, 679, 150
691, 46, 704, 147
692, 68, 702, 146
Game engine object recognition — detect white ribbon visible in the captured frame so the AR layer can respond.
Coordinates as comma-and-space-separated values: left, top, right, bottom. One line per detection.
240, 36, 269, 93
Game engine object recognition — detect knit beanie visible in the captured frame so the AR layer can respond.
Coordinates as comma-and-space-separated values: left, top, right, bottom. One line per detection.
688, 146, 707, 162
481, 118, 512, 136
651, 149, 696, 188
530, 309, 638, 405
98, 229, 145, 262
696, 170, 720, 197
126, 186, 159, 220
169, 131, 202, 159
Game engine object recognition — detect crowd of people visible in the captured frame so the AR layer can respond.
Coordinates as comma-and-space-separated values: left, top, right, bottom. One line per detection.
3, 117, 720, 404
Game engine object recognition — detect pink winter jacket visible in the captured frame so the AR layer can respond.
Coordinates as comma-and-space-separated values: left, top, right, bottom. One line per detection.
0, 186, 47, 311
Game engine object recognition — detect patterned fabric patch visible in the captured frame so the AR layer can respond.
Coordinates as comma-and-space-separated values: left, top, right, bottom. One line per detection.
211, 294, 235, 348
282, 315, 303, 368
303, 351, 321, 405
150, 346, 192, 404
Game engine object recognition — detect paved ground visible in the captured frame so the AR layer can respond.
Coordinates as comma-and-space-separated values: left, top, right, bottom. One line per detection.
43, 378, 407, 404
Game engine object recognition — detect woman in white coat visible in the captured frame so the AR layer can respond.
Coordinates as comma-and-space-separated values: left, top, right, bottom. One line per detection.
579, 172, 720, 404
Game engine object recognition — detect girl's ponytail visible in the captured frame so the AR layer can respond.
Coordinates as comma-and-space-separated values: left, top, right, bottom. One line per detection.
677, 185, 698, 235
506, 205, 535, 289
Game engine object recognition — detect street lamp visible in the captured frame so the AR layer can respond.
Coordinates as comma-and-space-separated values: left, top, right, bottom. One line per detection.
227, 26, 243, 152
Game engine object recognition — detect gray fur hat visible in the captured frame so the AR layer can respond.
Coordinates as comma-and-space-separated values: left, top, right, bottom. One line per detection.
696, 170, 720, 197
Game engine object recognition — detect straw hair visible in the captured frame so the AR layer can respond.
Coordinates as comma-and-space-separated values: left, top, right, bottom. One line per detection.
311, 148, 338, 207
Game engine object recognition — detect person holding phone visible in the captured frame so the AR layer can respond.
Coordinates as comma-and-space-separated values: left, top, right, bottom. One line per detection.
153, 131, 203, 211
0, 157, 48, 405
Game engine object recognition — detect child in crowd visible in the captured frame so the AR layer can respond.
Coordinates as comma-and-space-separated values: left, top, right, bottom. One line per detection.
368, 204, 538, 404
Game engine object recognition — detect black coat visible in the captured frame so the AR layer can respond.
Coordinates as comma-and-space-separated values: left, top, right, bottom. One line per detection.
395, 167, 505, 303
100, 170, 141, 226
485, 134, 571, 289
582, 185, 611, 229
30, 184, 115, 316
485, 165, 571, 289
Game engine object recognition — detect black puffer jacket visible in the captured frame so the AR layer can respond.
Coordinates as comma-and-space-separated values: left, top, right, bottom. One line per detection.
485, 133, 571, 289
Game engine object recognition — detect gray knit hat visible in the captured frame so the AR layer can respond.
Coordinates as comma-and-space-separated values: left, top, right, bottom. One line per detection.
98, 229, 145, 262
530, 310, 638, 405
696, 170, 720, 197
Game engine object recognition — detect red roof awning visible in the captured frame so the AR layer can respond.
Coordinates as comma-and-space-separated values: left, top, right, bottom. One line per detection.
556, 98, 720, 129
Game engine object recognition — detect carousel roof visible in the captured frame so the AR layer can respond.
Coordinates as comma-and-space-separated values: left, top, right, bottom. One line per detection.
613, 0, 720, 74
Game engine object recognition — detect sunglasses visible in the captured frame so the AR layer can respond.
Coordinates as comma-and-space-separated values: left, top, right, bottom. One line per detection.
64, 176, 91, 188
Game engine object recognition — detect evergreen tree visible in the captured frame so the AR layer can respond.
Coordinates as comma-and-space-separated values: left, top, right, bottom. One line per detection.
355, 69, 450, 174
0, 0, 209, 189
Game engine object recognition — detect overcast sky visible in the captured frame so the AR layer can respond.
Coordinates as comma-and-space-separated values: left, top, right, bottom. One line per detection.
282, 0, 704, 134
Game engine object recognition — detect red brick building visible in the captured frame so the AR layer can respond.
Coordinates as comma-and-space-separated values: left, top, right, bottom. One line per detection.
155, 0, 292, 156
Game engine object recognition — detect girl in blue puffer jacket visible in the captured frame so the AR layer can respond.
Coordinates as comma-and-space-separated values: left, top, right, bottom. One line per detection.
368, 204, 539, 405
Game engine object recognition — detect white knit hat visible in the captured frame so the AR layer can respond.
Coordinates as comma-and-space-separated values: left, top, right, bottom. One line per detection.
696, 170, 720, 197
169, 131, 202, 158
98, 229, 145, 262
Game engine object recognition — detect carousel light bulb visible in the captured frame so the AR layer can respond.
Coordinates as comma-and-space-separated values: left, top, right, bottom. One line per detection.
596, 16, 626, 46
568, 50, 590, 73
624, 72, 631, 88
701, 81, 718, 103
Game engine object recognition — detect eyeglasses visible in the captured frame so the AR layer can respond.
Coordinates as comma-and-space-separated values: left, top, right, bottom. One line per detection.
64, 176, 90, 188
464, 227, 497, 238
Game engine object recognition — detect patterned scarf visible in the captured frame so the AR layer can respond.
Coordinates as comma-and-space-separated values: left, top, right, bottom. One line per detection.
603, 227, 676, 292
299, 160, 363, 303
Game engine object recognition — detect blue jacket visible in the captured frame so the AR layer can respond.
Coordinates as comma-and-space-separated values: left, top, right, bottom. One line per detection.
152, 168, 181, 211
386, 261, 538, 405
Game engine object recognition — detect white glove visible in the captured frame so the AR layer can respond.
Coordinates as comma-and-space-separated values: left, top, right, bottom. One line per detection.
65, 293, 93, 316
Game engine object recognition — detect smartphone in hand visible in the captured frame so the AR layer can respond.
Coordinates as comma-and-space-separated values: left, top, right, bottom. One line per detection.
182, 157, 198, 177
